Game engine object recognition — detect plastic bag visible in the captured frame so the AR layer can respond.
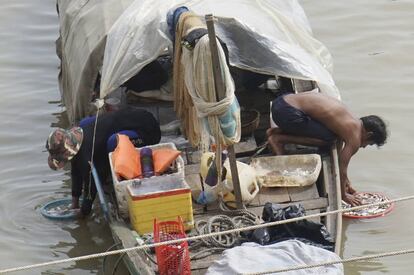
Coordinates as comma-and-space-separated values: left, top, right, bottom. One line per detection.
112, 134, 141, 180
249, 203, 334, 251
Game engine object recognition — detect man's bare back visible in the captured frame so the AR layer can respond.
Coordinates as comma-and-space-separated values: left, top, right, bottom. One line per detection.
283, 92, 362, 144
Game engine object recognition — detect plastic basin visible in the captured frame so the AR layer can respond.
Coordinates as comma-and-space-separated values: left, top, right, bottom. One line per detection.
251, 154, 322, 187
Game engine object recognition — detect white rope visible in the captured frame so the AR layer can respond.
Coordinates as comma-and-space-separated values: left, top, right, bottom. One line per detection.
0, 195, 413, 274
87, 105, 101, 199
244, 248, 414, 275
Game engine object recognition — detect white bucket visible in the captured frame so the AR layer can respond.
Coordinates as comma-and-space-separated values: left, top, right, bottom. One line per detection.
223, 159, 259, 202
200, 152, 260, 203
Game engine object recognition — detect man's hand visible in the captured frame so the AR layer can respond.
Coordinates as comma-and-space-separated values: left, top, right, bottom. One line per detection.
71, 196, 80, 209
343, 193, 362, 206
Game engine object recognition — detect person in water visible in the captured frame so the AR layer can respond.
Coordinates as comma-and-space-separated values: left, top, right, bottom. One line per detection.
267, 91, 388, 206
46, 107, 161, 216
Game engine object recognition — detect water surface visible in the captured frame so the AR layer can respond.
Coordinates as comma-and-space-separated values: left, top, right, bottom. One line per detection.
0, 0, 413, 274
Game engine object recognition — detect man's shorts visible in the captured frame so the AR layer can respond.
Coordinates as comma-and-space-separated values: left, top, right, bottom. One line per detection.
271, 95, 336, 142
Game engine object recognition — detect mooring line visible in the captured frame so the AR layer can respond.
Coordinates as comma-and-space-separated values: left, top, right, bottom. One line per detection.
0, 195, 412, 274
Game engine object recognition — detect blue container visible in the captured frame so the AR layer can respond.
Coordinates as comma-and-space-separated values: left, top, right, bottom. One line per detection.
140, 147, 154, 178
41, 198, 82, 220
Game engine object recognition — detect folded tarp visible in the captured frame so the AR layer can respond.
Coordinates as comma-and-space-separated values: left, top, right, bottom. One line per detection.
206, 240, 344, 275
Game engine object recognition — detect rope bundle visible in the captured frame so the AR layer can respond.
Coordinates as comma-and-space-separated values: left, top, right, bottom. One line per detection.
173, 12, 241, 150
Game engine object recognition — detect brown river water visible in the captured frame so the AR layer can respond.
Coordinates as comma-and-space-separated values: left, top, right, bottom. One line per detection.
0, 0, 413, 274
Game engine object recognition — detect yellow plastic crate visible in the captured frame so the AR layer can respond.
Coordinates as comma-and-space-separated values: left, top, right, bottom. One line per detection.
109, 142, 185, 219
127, 178, 194, 234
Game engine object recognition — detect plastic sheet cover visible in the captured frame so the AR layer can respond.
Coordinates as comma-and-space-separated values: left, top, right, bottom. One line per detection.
56, 0, 134, 122
206, 240, 343, 275
100, 0, 340, 100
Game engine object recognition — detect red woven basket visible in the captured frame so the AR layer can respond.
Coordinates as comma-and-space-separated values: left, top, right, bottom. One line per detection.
154, 217, 191, 275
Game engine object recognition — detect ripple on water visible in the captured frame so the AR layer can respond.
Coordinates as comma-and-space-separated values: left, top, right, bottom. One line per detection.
0, 0, 413, 274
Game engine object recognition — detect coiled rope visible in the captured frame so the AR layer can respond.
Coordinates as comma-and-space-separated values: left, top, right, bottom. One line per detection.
188, 200, 258, 260
1, 195, 413, 274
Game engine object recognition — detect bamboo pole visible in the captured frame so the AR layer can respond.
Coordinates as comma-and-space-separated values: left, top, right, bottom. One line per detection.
330, 145, 343, 255
205, 14, 244, 209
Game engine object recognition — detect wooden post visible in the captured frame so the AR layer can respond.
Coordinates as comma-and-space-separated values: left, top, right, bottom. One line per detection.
205, 14, 244, 209
330, 145, 343, 255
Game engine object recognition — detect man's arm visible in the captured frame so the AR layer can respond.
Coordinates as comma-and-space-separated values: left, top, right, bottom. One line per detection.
80, 172, 97, 216
338, 141, 361, 206
71, 165, 83, 209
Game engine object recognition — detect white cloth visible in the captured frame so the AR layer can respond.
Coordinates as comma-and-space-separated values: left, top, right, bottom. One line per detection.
206, 240, 344, 275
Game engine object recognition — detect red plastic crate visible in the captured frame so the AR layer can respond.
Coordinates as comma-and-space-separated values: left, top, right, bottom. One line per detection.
154, 217, 191, 275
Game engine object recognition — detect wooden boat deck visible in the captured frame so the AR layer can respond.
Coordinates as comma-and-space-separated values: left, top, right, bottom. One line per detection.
186, 150, 338, 274
107, 97, 342, 274
108, 142, 342, 275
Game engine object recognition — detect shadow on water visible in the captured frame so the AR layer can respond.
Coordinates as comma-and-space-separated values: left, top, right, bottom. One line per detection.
43, 217, 129, 275
341, 219, 389, 275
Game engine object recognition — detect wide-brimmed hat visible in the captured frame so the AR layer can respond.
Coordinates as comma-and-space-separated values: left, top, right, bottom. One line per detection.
46, 127, 83, 170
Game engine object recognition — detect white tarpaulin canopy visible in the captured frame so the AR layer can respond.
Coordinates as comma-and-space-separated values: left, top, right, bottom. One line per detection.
100, 0, 339, 99
57, 0, 339, 121
56, 0, 133, 122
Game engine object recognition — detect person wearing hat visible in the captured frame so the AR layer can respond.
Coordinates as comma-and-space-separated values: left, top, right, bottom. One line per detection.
46, 107, 161, 216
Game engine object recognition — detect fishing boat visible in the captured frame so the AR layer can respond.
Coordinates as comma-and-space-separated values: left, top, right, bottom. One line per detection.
55, 0, 343, 273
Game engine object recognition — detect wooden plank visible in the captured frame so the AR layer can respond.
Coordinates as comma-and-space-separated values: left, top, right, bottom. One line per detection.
256, 187, 290, 205
227, 145, 244, 209
288, 184, 319, 202
293, 79, 315, 93
191, 260, 216, 272
205, 14, 226, 101
110, 222, 155, 275
233, 136, 257, 154
330, 146, 343, 255
206, 15, 243, 209
322, 157, 336, 239
319, 155, 329, 197
193, 200, 220, 216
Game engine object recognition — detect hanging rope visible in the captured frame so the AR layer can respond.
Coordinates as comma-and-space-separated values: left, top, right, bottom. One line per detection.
86, 103, 101, 199
172, 12, 203, 146
173, 12, 241, 150
1, 195, 413, 274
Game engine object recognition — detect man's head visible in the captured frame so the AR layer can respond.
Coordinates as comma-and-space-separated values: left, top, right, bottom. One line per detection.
360, 115, 388, 147
46, 127, 83, 170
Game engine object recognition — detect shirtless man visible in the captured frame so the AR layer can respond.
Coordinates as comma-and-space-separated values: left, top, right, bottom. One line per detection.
267, 92, 388, 206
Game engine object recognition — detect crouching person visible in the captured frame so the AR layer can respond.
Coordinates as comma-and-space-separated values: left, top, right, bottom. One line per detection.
267, 92, 388, 206
46, 107, 161, 216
